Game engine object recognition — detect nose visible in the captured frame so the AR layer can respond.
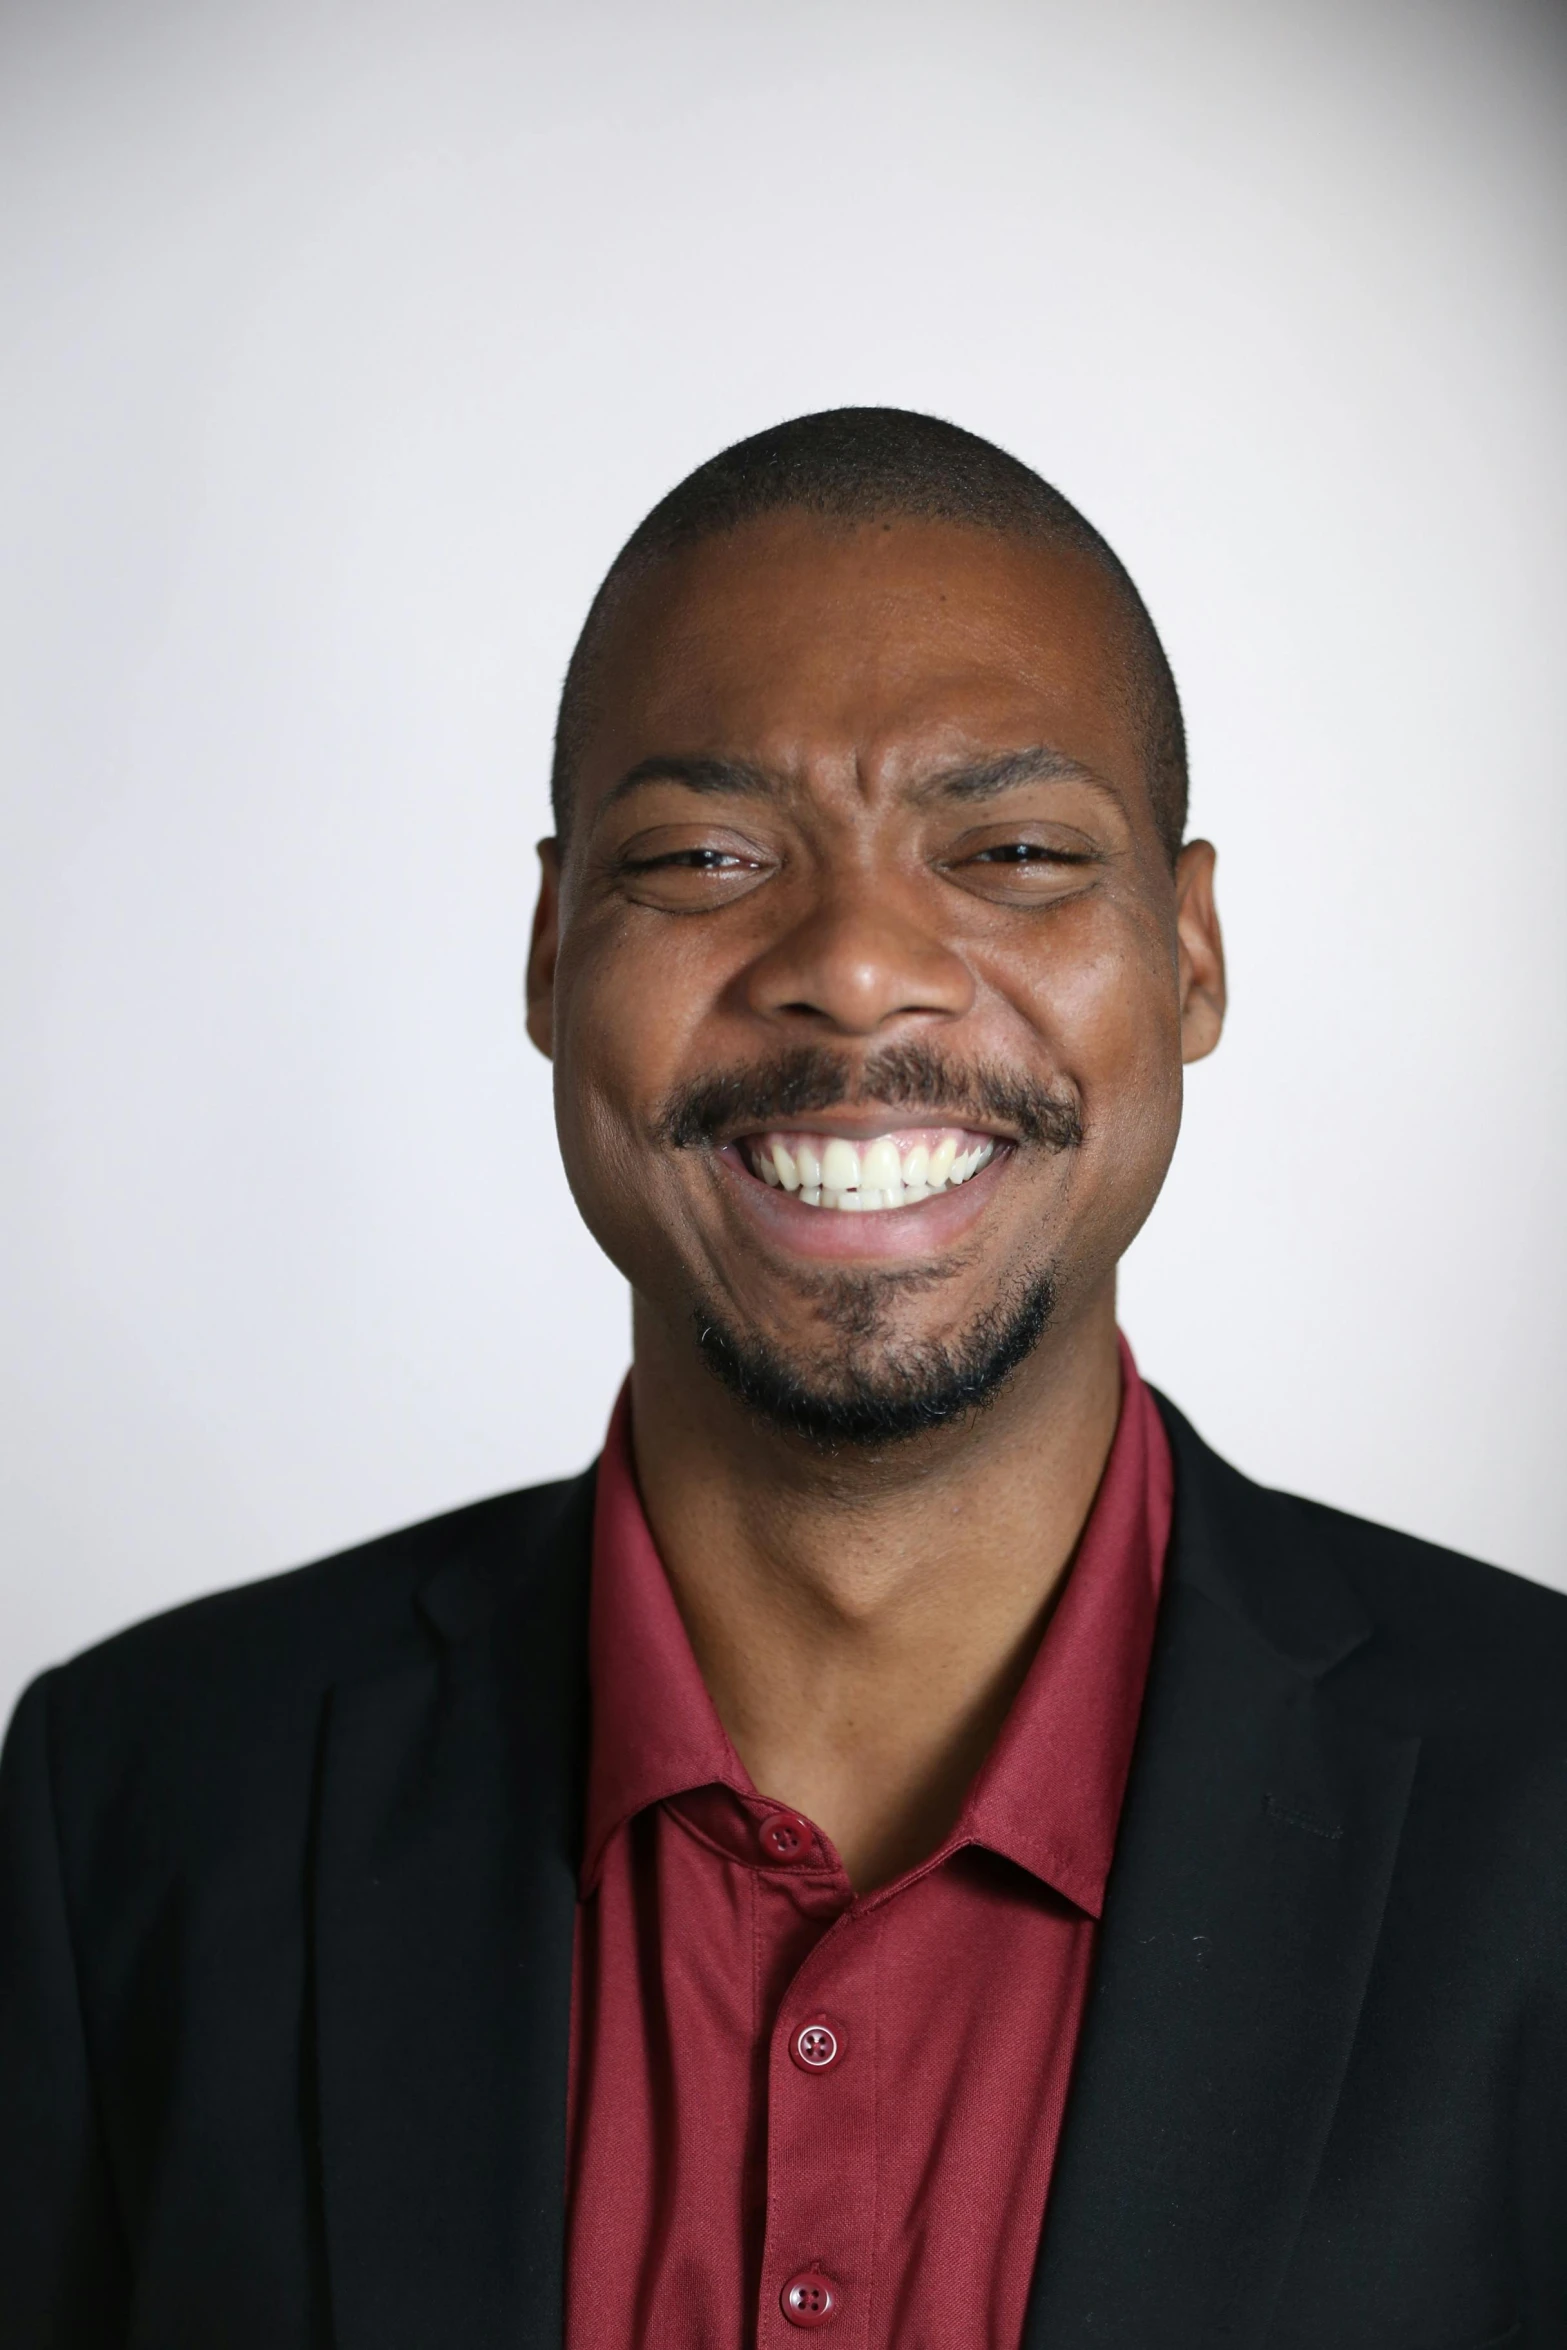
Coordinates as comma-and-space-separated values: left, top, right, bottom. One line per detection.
741, 877, 975, 1037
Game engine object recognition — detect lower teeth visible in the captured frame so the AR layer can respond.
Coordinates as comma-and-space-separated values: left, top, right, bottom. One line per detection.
795, 1176, 965, 1212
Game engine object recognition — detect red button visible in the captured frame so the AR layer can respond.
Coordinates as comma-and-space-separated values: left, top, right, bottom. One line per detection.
758, 1809, 815, 1863
781, 2270, 839, 2328
790, 2015, 843, 2072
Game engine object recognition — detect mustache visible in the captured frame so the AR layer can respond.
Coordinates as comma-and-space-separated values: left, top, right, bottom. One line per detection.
654, 1041, 1083, 1152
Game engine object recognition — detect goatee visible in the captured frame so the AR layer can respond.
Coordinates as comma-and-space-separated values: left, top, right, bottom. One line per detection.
692, 1266, 1057, 1447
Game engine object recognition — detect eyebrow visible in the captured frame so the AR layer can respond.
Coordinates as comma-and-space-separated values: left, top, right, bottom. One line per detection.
598, 754, 783, 812
908, 745, 1118, 805
599, 742, 1119, 817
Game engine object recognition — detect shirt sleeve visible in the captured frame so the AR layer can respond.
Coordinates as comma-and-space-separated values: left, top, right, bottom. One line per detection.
0, 1672, 129, 2346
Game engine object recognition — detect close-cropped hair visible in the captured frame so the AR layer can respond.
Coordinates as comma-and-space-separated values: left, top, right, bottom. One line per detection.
550, 406, 1188, 863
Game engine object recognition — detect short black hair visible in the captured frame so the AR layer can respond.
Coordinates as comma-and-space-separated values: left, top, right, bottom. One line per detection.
550, 407, 1187, 861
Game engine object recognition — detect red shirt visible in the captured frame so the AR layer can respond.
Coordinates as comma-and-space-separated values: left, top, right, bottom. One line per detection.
566, 1338, 1172, 2350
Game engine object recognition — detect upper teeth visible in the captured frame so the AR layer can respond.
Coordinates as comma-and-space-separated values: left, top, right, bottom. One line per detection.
744, 1129, 997, 1211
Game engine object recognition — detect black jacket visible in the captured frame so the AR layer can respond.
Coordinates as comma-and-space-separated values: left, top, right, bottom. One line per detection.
3, 1396, 1565, 2349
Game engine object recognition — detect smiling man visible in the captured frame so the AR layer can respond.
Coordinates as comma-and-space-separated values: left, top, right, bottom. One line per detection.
3, 410, 1566, 2350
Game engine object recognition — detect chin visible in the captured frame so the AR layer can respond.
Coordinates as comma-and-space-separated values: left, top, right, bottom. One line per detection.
689, 1267, 1058, 1447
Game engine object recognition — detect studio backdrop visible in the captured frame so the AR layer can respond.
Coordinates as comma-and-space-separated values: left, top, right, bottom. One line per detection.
3, 0, 1564, 1721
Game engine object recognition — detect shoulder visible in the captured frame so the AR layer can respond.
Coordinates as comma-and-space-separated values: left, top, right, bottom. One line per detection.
5, 1472, 593, 1812
1154, 1389, 1567, 1728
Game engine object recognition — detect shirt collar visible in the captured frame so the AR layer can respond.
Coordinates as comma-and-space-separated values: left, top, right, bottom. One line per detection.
580, 1334, 1172, 1915
949, 1342, 1171, 1915
579, 1383, 750, 1893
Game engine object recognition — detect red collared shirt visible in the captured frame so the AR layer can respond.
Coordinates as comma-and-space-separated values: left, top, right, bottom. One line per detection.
566, 1337, 1172, 2350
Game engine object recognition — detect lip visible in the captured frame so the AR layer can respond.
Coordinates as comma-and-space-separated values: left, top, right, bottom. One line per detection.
714, 1138, 1012, 1260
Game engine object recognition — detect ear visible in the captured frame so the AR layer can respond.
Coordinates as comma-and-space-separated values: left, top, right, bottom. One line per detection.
525, 839, 562, 1060
1173, 839, 1226, 1065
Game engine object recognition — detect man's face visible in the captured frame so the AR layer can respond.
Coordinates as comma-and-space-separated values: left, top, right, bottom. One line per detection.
528, 511, 1223, 1440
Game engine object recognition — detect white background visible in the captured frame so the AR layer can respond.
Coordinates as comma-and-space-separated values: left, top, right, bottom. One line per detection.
4, 0, 1564, 1722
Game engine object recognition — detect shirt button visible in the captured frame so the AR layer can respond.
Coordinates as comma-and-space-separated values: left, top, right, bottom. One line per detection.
790, 2014, 844, 2072
781, 2270, 840, 2328
757, 1809, 815, 1863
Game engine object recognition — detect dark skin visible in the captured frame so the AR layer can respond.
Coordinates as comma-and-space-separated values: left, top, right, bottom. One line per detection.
527, 510, 1225, 1890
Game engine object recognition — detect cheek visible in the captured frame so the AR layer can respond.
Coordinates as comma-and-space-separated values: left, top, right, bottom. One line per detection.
1072, 937, 1186, 1233
1009, 902, 1180, 1087
1013, 913, 1184, 1202
555, 918, 694, 1119
547, 918, 719, 1270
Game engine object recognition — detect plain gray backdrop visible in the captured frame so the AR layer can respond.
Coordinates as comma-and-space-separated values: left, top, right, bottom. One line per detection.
4, 0, 1565, 1724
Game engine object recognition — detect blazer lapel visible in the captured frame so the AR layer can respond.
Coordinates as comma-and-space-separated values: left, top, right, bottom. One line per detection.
312, 1469, 594, 2350
1025, 1404, 1420, 2347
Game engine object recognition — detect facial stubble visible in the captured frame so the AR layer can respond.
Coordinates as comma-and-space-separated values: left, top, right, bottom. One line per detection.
691, 1252, 1060, 1448
659, 1039, 1078, 1447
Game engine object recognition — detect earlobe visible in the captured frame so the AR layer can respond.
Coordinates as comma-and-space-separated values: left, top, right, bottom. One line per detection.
525, 839, 562, 1061
1174, 840, 1226, 1066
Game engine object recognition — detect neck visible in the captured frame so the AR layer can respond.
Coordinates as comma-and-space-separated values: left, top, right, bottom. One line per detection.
627, 1288, 1123, 1891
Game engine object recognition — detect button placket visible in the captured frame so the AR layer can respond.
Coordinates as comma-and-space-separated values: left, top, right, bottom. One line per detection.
760, 1917, 877, 2347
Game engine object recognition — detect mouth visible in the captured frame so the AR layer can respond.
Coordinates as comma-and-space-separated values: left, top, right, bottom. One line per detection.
732, 1124, 1004, 1214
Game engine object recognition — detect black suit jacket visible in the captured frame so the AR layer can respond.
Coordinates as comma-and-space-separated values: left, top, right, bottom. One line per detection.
3, 1396, 1565, 2349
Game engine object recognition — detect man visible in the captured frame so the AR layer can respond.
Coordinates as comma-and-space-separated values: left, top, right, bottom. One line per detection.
2, 409, 1563, 2349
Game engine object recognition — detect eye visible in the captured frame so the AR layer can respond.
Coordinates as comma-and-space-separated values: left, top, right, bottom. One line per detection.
969, 842, 1089, 865
628, 847, 755, 872
609, 826, 776, 911
941, 827, 1102, 905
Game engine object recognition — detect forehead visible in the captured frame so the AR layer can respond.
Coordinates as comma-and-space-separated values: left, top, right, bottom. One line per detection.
575, 511, 1146, 805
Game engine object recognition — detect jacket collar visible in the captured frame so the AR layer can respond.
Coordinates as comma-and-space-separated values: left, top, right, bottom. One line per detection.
1022, 1393, 1419, 2347
1154, 1391, 1374, 1677
313, 1467, 593, 2350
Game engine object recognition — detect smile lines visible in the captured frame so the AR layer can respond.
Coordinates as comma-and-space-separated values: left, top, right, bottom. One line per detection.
741, 1127, 998, 1213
